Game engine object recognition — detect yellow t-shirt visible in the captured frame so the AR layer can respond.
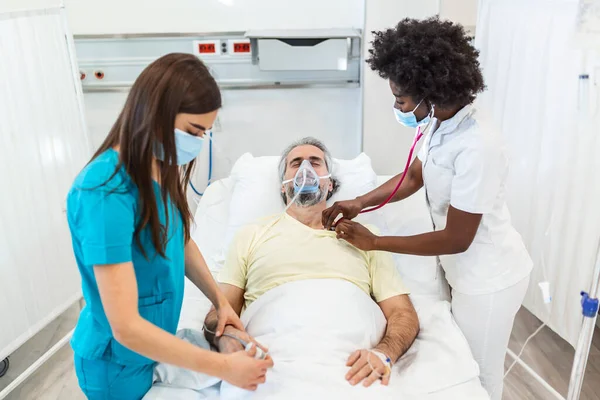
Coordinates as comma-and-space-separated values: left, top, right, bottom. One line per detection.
218, 213, 409, 308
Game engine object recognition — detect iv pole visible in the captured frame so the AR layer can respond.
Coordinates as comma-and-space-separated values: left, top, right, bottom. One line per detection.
567, 241, 600, 399
566, 60, 600, 399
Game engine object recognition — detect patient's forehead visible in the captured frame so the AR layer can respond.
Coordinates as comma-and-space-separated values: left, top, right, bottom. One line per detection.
286, 145, 325, 164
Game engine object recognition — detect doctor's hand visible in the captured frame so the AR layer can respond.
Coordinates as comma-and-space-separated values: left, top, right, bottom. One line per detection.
215, 299, 245, 337
346, 349, 390, 387
335, 219, 378, 251
221, 347, 274, 391
322, 198, 364, 229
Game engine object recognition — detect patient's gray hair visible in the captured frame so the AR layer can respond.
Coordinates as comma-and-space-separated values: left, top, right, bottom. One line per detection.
278, 137, 340, 204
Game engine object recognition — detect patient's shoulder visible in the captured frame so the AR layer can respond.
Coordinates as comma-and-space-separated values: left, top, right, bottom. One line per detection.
256, 213, 284, 225
244, 214, 283, 231
231, 214, 284, 242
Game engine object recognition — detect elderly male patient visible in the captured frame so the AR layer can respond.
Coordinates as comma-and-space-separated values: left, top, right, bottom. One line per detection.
204, 137, 419, 388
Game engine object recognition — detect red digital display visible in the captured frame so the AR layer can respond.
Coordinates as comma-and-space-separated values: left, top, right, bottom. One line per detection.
198, 43, 216, 54
233, 42, 251, 53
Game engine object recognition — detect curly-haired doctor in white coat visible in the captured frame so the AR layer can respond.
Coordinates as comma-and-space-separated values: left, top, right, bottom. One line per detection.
322, 18, 532, 400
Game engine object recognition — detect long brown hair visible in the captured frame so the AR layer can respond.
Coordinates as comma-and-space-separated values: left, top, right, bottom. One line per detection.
92, 53, 221, 258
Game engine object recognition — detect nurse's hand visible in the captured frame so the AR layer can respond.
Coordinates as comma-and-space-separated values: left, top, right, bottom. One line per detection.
322, 198, 364, 229
335, 219, 378, 251
222, 347, 274, 391
215, 300, 245, 337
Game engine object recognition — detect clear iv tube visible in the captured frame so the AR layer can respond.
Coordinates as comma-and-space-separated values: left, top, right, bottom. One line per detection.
360, 126, 425, 214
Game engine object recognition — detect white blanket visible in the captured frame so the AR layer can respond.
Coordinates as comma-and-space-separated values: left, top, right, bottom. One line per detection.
146, 279, 485, 400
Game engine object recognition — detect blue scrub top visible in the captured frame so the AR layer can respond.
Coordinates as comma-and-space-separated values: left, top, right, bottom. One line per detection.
66, 149, 185, 365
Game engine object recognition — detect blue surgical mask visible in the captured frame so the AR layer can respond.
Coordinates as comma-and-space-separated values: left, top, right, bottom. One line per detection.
155, 128, 205, 165
393, 99, 431, 128
282, 159, 331, 194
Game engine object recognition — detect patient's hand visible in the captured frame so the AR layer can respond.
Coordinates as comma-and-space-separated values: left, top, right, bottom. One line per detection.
346, 349, 390, 387
217, 326, 269, 356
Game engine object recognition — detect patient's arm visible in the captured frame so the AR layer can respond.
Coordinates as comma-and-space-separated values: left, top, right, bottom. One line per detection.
204, 284, 245, 346
204, 284, 269, 355
363, 243, 419, 361
375, 294, 419, 362
346, 294, 419, 387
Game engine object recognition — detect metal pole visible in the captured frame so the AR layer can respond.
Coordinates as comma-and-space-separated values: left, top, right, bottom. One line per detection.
567, 240, 600, 400
0, 329, 75, 400
506, 349, 565, 400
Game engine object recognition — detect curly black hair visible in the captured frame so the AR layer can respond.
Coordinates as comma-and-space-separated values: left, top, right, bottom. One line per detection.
366, 17, 485, 109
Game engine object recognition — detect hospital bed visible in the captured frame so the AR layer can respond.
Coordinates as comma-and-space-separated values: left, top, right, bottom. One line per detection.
144, 153, 489, 399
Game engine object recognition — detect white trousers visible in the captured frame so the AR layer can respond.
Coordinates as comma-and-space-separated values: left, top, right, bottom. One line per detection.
451, 275, 530, 400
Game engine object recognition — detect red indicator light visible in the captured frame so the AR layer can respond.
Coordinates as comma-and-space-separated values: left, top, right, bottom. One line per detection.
233, 42, 251, 53
198, 43, 216, 54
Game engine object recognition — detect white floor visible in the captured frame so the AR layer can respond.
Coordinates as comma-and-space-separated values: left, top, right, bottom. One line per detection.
1, 304, 599, 400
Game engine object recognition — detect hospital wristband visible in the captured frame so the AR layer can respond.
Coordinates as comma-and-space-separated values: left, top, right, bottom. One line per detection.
369, 350, 392, 378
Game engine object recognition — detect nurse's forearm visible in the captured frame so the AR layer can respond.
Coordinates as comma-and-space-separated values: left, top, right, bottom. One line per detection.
184, 240, 226, 307
374, 230, 468, 256
116, 316, 228, 378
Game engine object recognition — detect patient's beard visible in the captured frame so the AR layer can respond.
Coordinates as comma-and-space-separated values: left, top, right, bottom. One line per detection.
286, 185, 327, 208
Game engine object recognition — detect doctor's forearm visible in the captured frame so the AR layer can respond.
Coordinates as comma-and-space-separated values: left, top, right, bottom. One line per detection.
184, 241, 225, 307
116, 316, 227, 377
374, 230, 468, 256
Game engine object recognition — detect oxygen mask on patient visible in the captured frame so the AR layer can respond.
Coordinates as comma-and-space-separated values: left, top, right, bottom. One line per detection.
282, 160, 331, 209
282, 160, 329, 194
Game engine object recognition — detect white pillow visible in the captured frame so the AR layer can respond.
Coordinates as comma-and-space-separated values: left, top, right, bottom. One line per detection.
222, 152, 383, 250
190, 177, 234, 272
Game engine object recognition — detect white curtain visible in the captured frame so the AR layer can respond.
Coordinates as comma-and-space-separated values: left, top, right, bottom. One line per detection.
0, 7, 90, 360
475, 0, 600, 346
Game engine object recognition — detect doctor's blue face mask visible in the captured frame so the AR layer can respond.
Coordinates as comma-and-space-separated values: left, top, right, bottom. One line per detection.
155, 128, 206, 165
393, 99, 432, 128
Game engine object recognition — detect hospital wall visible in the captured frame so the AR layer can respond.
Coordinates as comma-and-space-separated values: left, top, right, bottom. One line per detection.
62, 0, 365, 34
59, 0, 366, 208
0, 3, 90, 366
1, 0, 59, 12
65, 0, 476, 176
439, 0, 478, 33
83, 88, 362, 182
71, 0, 479, 213
7, 0, 480, 180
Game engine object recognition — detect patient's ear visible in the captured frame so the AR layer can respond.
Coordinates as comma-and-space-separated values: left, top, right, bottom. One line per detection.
326, 190, 333, 201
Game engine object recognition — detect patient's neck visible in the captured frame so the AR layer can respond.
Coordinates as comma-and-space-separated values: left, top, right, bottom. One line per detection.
286, 203, 326, 230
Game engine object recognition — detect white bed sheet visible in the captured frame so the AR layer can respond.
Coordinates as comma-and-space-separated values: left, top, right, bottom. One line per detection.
144, 177, 488, 400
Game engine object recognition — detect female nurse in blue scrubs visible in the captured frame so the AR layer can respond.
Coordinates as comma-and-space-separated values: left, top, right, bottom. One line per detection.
66, 53, 273, 400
